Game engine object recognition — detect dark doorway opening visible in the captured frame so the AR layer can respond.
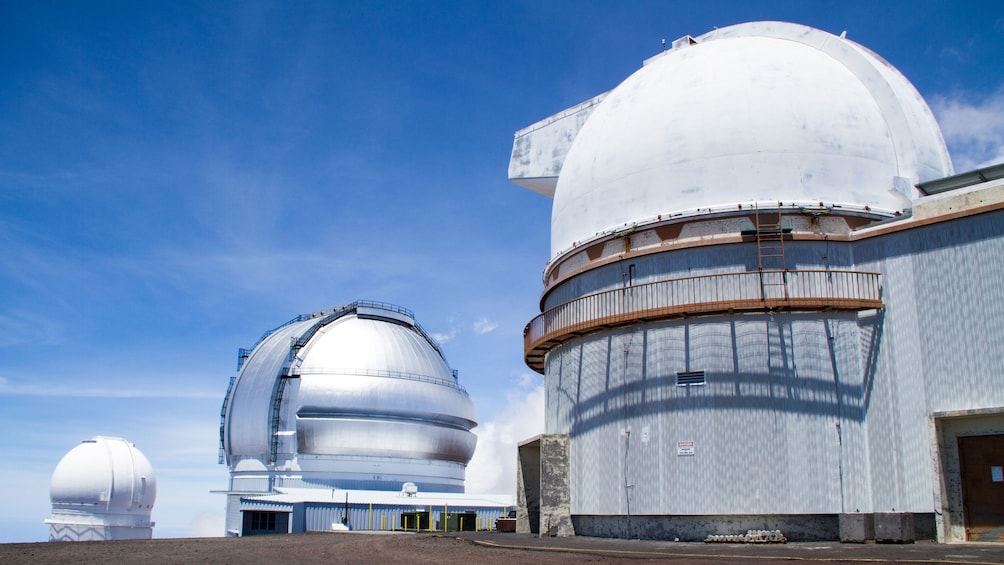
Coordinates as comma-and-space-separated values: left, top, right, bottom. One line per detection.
959, 434, 1004, 541
242, 511, 289, 536
400, 511, 430, 530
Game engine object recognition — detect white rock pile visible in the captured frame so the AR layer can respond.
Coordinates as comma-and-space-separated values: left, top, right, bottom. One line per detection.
704, 529, 786, 543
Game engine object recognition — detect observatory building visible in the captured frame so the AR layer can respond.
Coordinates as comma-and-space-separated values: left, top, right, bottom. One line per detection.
510, 22, 1004, 543
45, 436, 157, 541
218, 301, 508, 535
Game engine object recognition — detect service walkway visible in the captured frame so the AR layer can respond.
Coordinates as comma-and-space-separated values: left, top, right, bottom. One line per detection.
456, 532, 1004, 564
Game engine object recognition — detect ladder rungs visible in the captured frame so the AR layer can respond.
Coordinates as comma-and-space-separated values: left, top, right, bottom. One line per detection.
755, 203, 786, 271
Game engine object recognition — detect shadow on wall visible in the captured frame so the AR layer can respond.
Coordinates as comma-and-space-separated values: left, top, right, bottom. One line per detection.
551, 311, 884, 437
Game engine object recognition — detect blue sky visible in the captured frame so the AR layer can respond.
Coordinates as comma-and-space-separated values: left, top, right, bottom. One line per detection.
1, 1, 1002, 542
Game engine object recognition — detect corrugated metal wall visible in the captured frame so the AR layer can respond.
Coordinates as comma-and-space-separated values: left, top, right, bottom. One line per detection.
545, 209, 1004, 518
231, 499, 509, 533
855, 209, 1004, 513
548, 312, 862, 515
303, 503, 507, 532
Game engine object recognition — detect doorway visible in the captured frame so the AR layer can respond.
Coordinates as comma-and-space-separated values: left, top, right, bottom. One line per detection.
959, 434, 1004, 541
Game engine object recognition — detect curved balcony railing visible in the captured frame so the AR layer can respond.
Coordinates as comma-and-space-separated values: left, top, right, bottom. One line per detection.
524, 269, 882, 372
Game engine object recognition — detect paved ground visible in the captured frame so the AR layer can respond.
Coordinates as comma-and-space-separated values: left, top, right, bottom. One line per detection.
1, 531, 1002, 564
459, 532, 1004, 564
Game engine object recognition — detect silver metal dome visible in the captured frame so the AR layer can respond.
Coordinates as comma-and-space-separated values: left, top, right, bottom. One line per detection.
220, 301, 477, 493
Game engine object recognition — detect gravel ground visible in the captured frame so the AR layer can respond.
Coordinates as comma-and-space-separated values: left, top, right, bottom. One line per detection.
1, 533, 608, 565
2, 531, 1003, 565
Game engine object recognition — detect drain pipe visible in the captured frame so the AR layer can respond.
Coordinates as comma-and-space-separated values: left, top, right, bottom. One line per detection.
836, 421, 845, 514
622, 344, 634, 538
624, 425, 633, 538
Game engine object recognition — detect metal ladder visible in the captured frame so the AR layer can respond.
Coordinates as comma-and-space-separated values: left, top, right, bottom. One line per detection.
755, 202, 788, 300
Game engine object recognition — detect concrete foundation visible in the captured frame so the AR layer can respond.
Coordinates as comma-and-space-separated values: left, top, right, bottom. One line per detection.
516, 438, 541, 534
517, 434, 574, 537
839, 513, 875, 543
539, 435, 573, 537
572, 514, 838, 542
570, 513, 935, 542
875, 513, 915, 543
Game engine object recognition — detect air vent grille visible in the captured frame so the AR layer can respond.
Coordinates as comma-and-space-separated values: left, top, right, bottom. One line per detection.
676, 371, 706, 386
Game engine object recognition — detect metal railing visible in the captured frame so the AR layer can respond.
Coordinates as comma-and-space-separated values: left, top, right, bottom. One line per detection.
524, 269, 882, 372
218, 376, 236, 464
295, 367, 469, 394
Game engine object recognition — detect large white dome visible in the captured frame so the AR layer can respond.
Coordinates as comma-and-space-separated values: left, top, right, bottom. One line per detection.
550, 21, 953, 256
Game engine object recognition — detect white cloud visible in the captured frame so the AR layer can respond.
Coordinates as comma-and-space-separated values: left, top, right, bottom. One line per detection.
430, 316, 460, 343
0, 377, 219, 399
0, 310, 64, 347
0, 464, 56, 542
464, 374, 545, 496
939, 46, 966, 64
472, 317, 498, 335
430, 331, 456, 343
190, 511, 226, 537
931, 87, 1004, 171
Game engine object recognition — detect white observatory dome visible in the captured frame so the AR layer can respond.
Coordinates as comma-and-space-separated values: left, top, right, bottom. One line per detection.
221, 301, 477, 496
550, 21, 954, 256
46, 436, 156, 541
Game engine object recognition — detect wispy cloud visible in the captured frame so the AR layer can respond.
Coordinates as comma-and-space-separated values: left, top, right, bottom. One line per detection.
0, 310, 65, 347
429, 315, 460, 344
0, 377, 219, 399
517, 372, 539, 390
465, 373, 545, 495
931, 87, 1004, 171
472, 317, 498, 335
430, 330, 457, 343
939, 46, 966, 64
431, 315, 499, 342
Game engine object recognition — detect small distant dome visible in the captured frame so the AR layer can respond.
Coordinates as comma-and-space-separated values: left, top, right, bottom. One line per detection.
550, 21, 953, 255
47, 436, 156, 541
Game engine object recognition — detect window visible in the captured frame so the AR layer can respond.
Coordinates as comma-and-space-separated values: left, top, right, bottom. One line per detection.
244, 511, 286, 535
251, 512, 276, 531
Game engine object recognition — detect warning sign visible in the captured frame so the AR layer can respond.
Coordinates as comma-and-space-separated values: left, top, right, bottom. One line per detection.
677, 441, 695, 456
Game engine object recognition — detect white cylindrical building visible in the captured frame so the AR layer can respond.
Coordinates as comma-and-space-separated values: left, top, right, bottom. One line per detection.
511, 21, 1004, 542
219, 300, 478, 535
46, 436, 157, 541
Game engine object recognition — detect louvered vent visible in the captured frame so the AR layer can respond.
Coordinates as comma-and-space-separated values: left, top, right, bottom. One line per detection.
676, 370, 706, 386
